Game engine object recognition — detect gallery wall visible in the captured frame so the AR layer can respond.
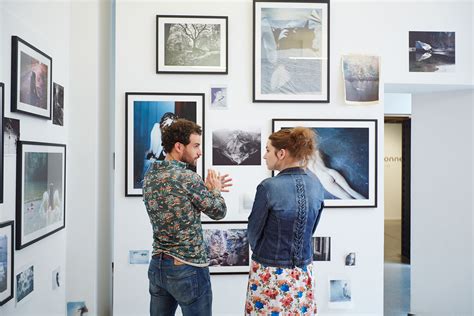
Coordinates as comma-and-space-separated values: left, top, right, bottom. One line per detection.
411, 90, 473, 315
0, 1, 70, 315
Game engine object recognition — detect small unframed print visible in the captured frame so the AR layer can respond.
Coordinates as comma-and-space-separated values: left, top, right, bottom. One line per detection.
409, 31, 455, 72
52, 82, 64, 126
3, 118, 20, 156
210, 86, 228, 109
67, 301, 88, 316
345, 252, 356, 266
52, 267, 61, 290
329, 279, 353, 309
342, 55, 380, 104
16, 265, 34, 304
312, 236, 331, 261
212, 128, 261, 165
129, 250, 150, 264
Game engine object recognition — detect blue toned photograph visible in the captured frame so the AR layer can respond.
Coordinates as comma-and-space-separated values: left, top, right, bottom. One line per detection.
16, 265, 34, 303
260, 8, 322, 95
132, 100, 197, 190
310, 127, 369, 200
129, 250, 150, 264
210, 87, 227, 109
67, 301, 88, 316
330, 280, 352, 302
0, 235, 7, 292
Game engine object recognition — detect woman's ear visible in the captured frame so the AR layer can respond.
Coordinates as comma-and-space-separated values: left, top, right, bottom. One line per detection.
277, 148, 286, 160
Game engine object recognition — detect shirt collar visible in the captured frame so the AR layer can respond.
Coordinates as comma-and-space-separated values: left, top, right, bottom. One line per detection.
277, 167, 306, 175
157, 160, 188, 169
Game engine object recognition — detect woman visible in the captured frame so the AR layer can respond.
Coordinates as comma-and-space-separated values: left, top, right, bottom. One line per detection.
246, 127, 324, 315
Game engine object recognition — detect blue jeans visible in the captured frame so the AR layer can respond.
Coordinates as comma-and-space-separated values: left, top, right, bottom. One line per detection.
148, 255, 212, 316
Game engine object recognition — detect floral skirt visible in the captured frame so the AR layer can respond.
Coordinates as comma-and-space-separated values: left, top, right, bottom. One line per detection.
245, 260, 317, 315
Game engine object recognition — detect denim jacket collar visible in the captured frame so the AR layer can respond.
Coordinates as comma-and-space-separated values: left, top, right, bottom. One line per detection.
277, 167, 306, 176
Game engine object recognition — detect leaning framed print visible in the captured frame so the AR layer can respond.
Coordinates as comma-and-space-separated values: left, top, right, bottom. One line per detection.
203, 223, 250, 274
16, 141, 66, 249
0, 221, 14, 306
11, 36, 52, 119
273, 119, 377, 207
156, 15, 228, 74
125, 92, 204, 196
0, 82, 4, 203
253, 0, 330, 103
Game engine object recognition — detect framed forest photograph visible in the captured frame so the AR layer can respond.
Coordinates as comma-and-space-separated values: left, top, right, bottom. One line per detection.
156, 15, 228, 74
125, 92, 204, 196
11, 36, 52, 119
253, 0, 329, 102
273, 119, 377, 207
16, 141, 66, 249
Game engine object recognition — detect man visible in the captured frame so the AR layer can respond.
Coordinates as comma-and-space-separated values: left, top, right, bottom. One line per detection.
143, 119, 232, 316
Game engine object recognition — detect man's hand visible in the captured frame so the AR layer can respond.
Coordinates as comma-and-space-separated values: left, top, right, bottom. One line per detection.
205, 169, 222, 191
219, 173, 233, 193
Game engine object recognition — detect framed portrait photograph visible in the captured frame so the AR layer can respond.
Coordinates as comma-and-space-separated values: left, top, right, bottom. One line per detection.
273, 119, 378, 207
11, 36, 52, 119
203, 223, 250, 274
156, 15, 228, 74
253, 0, 330, 102
125, 92, 204, 196
0, 221, 14, 306
16, 141, 66, 249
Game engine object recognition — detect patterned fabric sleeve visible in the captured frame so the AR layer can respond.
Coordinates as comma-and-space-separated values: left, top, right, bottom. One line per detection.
186, 172, 227, 220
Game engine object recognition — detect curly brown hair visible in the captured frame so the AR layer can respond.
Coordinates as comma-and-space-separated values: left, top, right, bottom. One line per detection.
161, 119, 202, 153
269, 127, 317, 167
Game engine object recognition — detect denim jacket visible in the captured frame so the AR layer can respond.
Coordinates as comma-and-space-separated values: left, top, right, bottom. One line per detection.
248, 167, 324, 268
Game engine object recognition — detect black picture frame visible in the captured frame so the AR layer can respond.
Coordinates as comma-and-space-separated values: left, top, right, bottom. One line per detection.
0, 220, 14, 306
0, 82, 4, 203
125, 92, 205, 196
16, 141, 66, 249
253, 0, 330, 103
273, 119, 378, 208
11, 36, 52, 119
156, 15, 228, 74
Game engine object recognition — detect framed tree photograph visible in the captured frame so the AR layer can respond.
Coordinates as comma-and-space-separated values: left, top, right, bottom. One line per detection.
253, 0, 330, 103
11, 36, 52, 119
16, 141, 66, 249
126, 92, 204, 196
0, 221, 14, 306
273, 119, 378, 207
203, 223, 249, 274
156, 15, 228, 74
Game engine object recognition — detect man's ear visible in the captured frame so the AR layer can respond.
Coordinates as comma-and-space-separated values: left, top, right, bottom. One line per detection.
174, 142, 183, 154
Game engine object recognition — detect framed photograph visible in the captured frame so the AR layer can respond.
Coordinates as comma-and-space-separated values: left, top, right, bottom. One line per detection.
16, 264, 34, 305
0, 221, 14, 306
11, 36, 52, 119
409, 31, 455, 72
342, 55, 380, 104
0, 83, 4, 203
16, 141, 66, 249
209, 85, 228, 110
253, 0, 330, 102
273, 119, 378, 207
52, 82, 64, 126
156, 15, 228, 74
203, 223, 249, 274
126, 92, 204, 196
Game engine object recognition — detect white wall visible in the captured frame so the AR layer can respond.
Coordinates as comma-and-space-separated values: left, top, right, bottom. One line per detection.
384, 123, 402, 220
411, 90, 473, 315
384, 93, 411, 116
0, 1, 70, 315
114, 1, 386, 315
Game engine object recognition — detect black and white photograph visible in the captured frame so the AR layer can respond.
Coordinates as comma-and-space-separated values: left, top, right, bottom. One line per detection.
312, 236, 331, 261
203, 223, 249, 274
4, 117, 20, 156
17, 141, 67, 249
11, 36, 52, 119
329, 279, 353, 309
253, 0, 329, 102
273, 119, 378, 207
157, 15, 228, 74
0, 221, 14, 306
345, 252, 356, 266
52, 82, 64, 126
409, 31, 455, 72
16, 265, 34, 304
52, 266, 61, 290
342, 55, 380, 104
129, 250, 150, 265
0, 83, 3, 203
212, 128, 261, 165
209, 86, 228, 109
